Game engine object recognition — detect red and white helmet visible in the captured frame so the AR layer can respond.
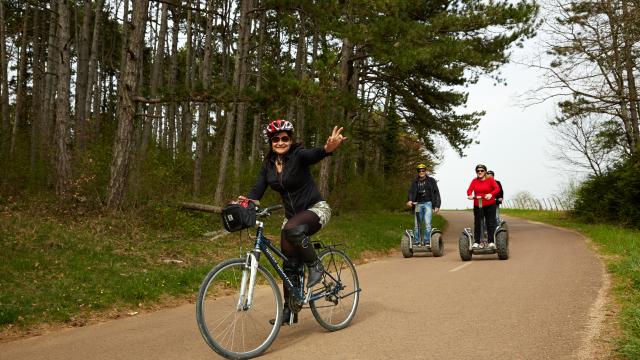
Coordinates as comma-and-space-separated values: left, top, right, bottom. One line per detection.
266, 119, 294, 138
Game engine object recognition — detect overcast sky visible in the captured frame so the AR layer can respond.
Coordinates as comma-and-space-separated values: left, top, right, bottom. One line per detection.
433, 37, 582, 210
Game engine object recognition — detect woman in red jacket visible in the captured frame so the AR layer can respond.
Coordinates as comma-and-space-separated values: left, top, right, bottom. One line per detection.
466, 164, 501, 249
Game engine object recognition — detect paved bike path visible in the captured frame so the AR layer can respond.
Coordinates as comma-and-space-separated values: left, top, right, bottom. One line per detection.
0, 211, 605, 359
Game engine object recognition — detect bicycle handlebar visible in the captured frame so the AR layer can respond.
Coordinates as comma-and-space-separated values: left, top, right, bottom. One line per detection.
256, 204, 283, 218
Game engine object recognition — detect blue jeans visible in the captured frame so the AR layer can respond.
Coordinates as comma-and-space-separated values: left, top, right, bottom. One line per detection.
414, 202, 433, 244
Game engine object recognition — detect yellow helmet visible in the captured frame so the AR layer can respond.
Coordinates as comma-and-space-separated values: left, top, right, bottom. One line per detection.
416, 163, 427, 172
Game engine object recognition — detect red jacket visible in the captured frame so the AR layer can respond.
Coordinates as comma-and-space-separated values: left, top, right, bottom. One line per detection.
467, 177, 500, 207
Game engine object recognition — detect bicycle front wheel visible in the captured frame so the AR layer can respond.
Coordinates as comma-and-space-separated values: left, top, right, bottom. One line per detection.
196, 258, 282, 359
310, 248, 360, 331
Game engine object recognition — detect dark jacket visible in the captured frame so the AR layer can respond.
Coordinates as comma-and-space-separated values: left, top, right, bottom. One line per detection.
248, 143, 331, 219
496, 180, 504, 205
407, 176, 441, 209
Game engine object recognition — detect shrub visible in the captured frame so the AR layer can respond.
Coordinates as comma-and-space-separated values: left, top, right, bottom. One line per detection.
572, 156, 640, 229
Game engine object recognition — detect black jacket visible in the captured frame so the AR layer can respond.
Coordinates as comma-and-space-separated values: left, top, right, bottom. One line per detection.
407, 176, 441, 209
248, 143, 331, 219
496, 180, 504, 205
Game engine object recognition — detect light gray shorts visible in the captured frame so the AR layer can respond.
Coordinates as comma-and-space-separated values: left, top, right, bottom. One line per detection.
282, 201, 332, 229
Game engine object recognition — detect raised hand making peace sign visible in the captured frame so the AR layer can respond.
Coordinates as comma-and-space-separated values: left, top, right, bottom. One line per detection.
324, 126, 348, 153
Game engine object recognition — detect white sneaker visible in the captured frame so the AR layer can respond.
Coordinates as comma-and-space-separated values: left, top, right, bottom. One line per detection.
488, 243, 497, 249
472, 243, 480, 249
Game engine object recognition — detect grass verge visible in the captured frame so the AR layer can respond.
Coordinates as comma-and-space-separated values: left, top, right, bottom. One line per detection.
502, 209, 640, 359
0, 202, 445, 339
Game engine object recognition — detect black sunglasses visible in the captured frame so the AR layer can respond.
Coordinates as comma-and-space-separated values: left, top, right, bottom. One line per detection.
476, 169, 485, 173
271, 136, 290, 144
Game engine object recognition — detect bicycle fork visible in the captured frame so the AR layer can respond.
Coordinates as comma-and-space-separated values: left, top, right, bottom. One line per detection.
237, 251, 260, 311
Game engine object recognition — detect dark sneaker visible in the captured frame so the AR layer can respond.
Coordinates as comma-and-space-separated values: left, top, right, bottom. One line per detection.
269, 308, 298, 326
306, 261, 324, 288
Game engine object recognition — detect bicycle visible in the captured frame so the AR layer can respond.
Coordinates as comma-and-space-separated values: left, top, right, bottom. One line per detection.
196, 204, 361, 359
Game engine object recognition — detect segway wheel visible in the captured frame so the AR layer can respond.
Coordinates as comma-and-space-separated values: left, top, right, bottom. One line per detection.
430, 230, 444, 257
401, 232, 413, 258
496, 230, 509, 260
458, 233, 472, 261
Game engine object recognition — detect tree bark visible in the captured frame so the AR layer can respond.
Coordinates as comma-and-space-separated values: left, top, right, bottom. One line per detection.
41, 3, 59, 171
143, 2, 168, 155
621, 0, 640, 154
167, 5, 180, 155
0, 0, 9, 152
54, 0, 72, 196
30, 8, 46, 170
10, 9, 29, 157
250, 10, 267, 168
106, 0, 149, 210
232, 0, 253, 195
193, 0, 215, 196
180, 1, 194, 155
75, 0, 93, 150
85, 0, 105, 138
319, 37, 352, 195
291, 11, 307, 139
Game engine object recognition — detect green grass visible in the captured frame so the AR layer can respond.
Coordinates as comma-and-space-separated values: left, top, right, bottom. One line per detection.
502, 209, 640, 359
0, 202, 444, 334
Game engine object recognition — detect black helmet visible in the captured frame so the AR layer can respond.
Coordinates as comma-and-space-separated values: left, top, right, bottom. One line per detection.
475, 164, 487, 172
487, 170, 494, 176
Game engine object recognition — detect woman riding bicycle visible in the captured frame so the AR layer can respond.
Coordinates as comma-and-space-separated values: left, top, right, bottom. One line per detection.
239, 119, 347, 325
466, 164, 501, 249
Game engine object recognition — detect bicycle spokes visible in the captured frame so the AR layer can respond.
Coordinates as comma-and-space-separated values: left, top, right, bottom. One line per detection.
309, 249, 360, 331
196, 259, 282, 359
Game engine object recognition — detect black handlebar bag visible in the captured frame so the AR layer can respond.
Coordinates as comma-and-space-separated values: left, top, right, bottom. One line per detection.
221, 202, 256, 232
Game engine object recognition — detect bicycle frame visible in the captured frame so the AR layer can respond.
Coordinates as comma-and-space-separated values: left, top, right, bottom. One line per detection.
239, 220, 343, 311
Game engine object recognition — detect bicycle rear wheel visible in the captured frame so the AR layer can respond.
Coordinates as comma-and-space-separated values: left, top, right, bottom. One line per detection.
310, 248, 360, 331
196, 258, 282, 359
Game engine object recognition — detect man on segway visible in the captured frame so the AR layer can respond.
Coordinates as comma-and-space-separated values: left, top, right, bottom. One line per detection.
487, 170, 504, 225
406, 164, 441, 246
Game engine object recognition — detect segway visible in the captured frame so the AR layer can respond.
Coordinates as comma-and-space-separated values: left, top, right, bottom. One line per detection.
458, 196, 509, 261
401, 203, 443, 258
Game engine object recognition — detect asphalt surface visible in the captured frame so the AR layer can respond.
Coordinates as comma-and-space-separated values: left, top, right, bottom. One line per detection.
0, 211, 605, 360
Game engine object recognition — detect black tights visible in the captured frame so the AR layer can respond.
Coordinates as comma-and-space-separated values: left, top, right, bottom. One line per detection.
281, 210, 322, 259
473, 204, 497, 243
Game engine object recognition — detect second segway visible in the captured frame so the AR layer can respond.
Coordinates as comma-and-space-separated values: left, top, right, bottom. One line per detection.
401, 202, 443, 258
458, 196, 509, 261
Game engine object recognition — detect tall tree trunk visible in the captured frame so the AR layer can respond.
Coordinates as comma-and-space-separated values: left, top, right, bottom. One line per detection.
0, 0, 9, 153
621, 0, 640, 154
250, 10, 267, 167
181, 1, 194, 155
41, 3, 59, 174
85, 0, 105, 139
319, 38, 352, 195
75, 0, 92, 150
232, 0, 253, 195
30, 8, 46, 170
143, 2, 168, 155
193, 0, 214, 196
604, 2, 634, 155
290, 11, 307, 139
167, 5, 180, 155
54, 0, 72, 196
106, 0, 149, 210
10, 9, 29, 157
